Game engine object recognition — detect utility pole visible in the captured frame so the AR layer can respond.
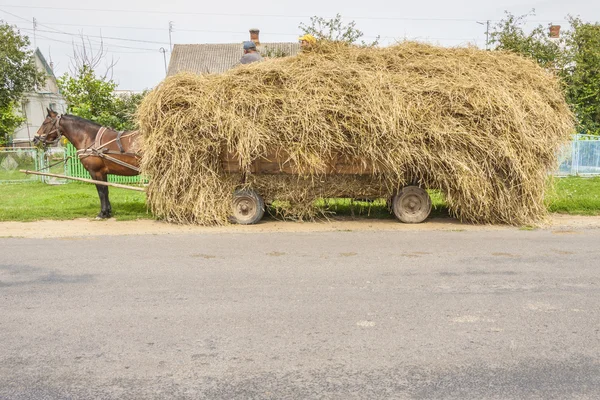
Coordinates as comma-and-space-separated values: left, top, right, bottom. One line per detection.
168, 21, 174, 52
33, 17, 37, 50
485, 20, 490, 50
477, 20, 490, 50
159, 47, 168, 76
48, 46, 54, 72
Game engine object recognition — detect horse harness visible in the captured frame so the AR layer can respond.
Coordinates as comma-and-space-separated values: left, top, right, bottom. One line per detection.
77, 126, 141, 173
38, 115, 64, 146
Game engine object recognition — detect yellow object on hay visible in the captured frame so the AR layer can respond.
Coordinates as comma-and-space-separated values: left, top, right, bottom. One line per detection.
138, 41, 574, 225
298, 34, 317, 44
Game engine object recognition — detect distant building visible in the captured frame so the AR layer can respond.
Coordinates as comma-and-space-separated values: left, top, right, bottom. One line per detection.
13, 49, 67, 147
167, 29, 300, 76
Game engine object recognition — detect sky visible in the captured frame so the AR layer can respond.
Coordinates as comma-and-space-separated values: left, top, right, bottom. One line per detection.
1, 0, 598, 91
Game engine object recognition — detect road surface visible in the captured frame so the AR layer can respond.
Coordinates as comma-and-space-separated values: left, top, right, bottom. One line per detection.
1, 226, 599, 398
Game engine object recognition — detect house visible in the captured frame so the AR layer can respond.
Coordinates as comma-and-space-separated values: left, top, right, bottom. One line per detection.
13, 49, 67, 147
167, 29, 300, 76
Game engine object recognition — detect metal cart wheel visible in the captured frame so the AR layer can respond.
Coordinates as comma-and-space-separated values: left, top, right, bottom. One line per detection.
391, 185, 432, 223
231, 189, 265, 225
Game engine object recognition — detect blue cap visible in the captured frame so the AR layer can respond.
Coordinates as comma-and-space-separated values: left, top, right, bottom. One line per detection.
243, 41, 256, 50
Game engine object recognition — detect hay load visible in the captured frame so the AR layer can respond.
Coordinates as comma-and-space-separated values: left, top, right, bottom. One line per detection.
138, 41, 574, 225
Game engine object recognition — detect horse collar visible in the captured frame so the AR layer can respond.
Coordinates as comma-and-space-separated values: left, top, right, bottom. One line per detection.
95, 127, 109, 149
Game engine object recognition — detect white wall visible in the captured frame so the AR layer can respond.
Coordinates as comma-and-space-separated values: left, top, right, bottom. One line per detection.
11, 50, 67, 147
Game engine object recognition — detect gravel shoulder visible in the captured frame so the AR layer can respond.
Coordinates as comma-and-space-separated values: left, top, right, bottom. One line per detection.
1, 214, 599, 238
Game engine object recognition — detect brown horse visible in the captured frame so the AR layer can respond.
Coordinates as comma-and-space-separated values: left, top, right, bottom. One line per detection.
34, 109, 141, 219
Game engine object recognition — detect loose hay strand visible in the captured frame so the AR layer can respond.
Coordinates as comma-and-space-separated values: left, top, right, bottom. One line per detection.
138, 41, 574, 225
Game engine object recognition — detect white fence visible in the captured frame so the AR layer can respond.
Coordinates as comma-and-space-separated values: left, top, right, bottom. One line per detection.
557, 135, 600, 176
0, 147, 67, 183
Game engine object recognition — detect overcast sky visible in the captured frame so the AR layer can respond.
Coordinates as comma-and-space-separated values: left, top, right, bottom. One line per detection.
1, 0, 598, 91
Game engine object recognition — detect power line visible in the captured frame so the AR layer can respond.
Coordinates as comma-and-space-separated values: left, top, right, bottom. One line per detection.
28, 28, 170, 45
0, 4, 471, 20
18, 26, 162, 51
0, 4, 571, 23
0, 7, 29, 22
13, 22, 478, 43
16, 21, 168, 31
2, 6, 484, 44
3, 6, 483, 53
8, 14, 164, 51
3, 8, 166, 51
0, 3, 524, 22
31, 17, 165, 50
33, 33, 160, 54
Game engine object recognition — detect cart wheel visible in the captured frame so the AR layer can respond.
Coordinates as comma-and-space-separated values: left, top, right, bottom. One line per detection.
231, 189, 265, 225
391, 186, 432, 223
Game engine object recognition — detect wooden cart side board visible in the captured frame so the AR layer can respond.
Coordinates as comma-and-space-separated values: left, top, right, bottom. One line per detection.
221, 150, 377, 175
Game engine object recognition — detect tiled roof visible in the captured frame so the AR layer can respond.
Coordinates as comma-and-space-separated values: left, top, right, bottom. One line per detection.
167, 42, 301, 76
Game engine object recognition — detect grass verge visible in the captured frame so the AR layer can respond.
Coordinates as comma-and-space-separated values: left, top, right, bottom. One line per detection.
0, 181, 150, 222
546, 176, 600, 215
0, 177, 598, 222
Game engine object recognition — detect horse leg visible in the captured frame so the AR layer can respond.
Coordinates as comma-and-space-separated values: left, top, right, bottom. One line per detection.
90, 171, 112, 219
94, 184, 112, 219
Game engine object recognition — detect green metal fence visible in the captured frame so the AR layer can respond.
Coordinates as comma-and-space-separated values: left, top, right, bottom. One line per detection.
3, 136, 600, 185
64, 143, 146, 184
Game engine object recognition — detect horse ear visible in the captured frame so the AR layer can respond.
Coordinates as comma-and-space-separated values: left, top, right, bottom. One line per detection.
46, 107, 51, 116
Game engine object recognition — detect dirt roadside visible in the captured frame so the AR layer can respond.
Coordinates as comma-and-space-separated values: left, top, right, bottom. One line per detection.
1, 215, 599, 238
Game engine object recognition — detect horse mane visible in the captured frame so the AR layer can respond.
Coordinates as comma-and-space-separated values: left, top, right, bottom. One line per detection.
63, 114, 103, 129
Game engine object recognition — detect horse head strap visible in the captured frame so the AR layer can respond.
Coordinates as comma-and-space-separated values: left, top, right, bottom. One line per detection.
40, 114, 63, 145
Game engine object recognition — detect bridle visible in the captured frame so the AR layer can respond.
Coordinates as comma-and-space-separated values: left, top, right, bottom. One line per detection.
36, 114, 63, 146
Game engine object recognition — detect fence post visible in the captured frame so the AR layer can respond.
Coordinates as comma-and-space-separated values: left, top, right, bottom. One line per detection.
570, 135, 576, 175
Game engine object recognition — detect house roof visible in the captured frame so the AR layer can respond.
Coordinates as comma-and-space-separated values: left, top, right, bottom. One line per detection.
35, 48, 56, 78
167, 42, 301, 76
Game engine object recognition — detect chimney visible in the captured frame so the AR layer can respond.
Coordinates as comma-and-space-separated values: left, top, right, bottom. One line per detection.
549, 25, 561, 38
249, 29, 260, 45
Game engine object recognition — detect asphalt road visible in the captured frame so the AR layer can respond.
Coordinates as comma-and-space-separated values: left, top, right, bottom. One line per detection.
1, 228, 599, 399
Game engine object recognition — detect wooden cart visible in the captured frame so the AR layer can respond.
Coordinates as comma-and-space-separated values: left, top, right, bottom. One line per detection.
221, 150, 432, 225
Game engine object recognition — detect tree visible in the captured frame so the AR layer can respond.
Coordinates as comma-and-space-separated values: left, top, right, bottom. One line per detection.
489, 11, 564, 69
0, 22, 44, 145
563, 18, 600, 135
0, 102, 25, 146
299, 14, 379, 46
58, 65, 123, 129
490, 12, 600, 135
57, 38, 146, 131
68, 35, 117, 80
114, 91, 148, 130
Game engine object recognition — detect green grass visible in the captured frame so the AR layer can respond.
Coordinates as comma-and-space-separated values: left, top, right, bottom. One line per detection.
0, 170, 39, 182
313, 190, 449, 220
0, 177, 599, 222
0, 181, 150, 221
546, 176, 600, 215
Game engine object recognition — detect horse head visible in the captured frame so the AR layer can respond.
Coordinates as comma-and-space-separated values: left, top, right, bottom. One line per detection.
33, 108, 62, 147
